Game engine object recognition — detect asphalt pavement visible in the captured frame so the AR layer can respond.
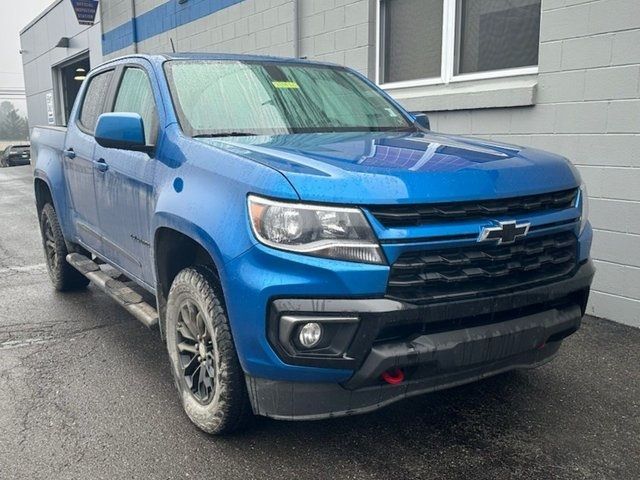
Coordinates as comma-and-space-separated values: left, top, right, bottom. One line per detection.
1, 165, 639, 479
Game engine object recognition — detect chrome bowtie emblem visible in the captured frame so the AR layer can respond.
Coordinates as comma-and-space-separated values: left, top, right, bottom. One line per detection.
478, 220, 530, 245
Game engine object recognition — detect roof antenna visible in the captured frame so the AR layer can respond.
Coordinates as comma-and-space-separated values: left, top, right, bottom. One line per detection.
170, 37, 176, 53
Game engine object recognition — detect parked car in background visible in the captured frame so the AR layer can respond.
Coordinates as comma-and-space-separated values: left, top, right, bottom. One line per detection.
0, 144, 31, 167
30, 53, 594, 435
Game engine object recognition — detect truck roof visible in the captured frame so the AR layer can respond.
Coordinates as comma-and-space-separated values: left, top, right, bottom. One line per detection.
100, 52, 331, 69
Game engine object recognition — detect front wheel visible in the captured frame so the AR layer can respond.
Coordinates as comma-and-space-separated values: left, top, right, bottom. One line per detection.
165, 266, 252, 434
40, 203, 90, 291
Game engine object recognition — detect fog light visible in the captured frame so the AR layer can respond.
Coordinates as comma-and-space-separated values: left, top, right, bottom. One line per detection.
298, 322, 322, 348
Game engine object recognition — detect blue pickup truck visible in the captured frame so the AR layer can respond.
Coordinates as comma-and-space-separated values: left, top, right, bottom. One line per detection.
31, 53, 594, 434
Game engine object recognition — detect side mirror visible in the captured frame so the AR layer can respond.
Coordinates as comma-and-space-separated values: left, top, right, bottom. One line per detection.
95, 112, 149, 151
413, 113, 430, 130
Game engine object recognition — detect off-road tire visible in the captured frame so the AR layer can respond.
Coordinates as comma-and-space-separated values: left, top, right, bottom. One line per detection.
40, 203, 90, 291
166, 266, 252, 434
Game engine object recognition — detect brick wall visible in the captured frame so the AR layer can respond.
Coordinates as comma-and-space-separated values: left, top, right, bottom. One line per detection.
423, 0, 640, 327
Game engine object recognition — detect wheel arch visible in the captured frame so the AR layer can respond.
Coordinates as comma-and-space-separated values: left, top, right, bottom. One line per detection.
34, 176, 54, 219
153, 219, 225, 337
33, 162, 74, 240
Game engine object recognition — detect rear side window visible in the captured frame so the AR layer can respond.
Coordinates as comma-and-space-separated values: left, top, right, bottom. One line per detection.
79, 70, 114, 133
113, 68, 157, 144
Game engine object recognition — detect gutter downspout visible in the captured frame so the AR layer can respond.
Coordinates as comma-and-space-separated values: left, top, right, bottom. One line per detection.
130, 0, 138, 53
293, 0, 300, 58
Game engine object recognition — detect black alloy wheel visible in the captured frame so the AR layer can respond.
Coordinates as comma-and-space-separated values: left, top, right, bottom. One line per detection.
42, 213, 58, 270
176, 299, 216, 404
165, 266, 251, 434
39, 203, 89, 291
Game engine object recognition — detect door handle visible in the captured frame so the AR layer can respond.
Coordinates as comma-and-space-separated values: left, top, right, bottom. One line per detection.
63, 148, 76, 159
95, 158, 109, 172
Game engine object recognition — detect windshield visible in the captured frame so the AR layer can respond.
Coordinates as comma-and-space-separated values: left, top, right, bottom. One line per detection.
164, 60, 413, 137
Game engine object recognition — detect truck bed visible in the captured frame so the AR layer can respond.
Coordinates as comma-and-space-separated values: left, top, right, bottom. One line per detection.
30, 125, 67, 163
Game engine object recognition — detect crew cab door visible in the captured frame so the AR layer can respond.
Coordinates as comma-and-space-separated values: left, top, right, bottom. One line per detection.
92, 65, 159, 285
63, 68, 115, 252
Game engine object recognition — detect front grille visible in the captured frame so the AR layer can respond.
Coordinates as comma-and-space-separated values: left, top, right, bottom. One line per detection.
369, 188, 578, 228
387, 231, 578, 304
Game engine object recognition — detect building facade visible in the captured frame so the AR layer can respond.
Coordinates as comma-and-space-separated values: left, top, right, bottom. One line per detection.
20, 0, 640, 327
20, 0, 102, 127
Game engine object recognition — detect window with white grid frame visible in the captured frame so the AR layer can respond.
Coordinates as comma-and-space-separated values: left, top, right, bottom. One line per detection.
377, 0, 541, 88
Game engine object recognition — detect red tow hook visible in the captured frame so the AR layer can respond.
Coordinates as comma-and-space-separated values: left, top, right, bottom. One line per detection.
381, 368, 405, 385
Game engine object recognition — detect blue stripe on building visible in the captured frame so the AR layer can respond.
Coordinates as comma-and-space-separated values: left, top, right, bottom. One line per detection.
102, 0, 245, 55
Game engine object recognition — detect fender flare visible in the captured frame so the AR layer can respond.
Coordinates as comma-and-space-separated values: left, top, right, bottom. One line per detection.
33, 169, 67, 223
152, 212, 225, 270
151, 212, 228, 336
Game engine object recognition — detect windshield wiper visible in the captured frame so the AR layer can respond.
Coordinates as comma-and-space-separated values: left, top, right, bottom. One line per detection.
193, 132, 259, 138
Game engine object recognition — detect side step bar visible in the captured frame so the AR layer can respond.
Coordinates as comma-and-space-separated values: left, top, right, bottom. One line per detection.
66, 253, 158, 328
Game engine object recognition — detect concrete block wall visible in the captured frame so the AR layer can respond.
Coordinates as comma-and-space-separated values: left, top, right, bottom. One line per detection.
298, 0, 375, 77
103, 0, 297, 60
99, 0, 137, 55
422, 0, 640, 327
101, 0, 134, 33
102, 0, 375, 68
170, 0, 295, 58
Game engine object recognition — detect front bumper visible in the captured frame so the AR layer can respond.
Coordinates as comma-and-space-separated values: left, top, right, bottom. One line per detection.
246, 260, 594, 420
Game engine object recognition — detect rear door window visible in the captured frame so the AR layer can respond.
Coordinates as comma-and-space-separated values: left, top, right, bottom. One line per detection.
112, 68, 158, 144
78, 70, 114, 133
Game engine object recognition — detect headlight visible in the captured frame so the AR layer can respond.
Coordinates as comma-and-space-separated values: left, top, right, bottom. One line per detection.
579, 183, 589, 234
248, 195, 385, 264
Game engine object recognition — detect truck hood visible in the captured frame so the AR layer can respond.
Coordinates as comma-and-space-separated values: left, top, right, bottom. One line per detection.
198, 131, 580, 204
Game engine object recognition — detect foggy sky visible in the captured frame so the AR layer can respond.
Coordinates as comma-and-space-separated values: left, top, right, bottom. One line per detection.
0, 0, 54, 113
